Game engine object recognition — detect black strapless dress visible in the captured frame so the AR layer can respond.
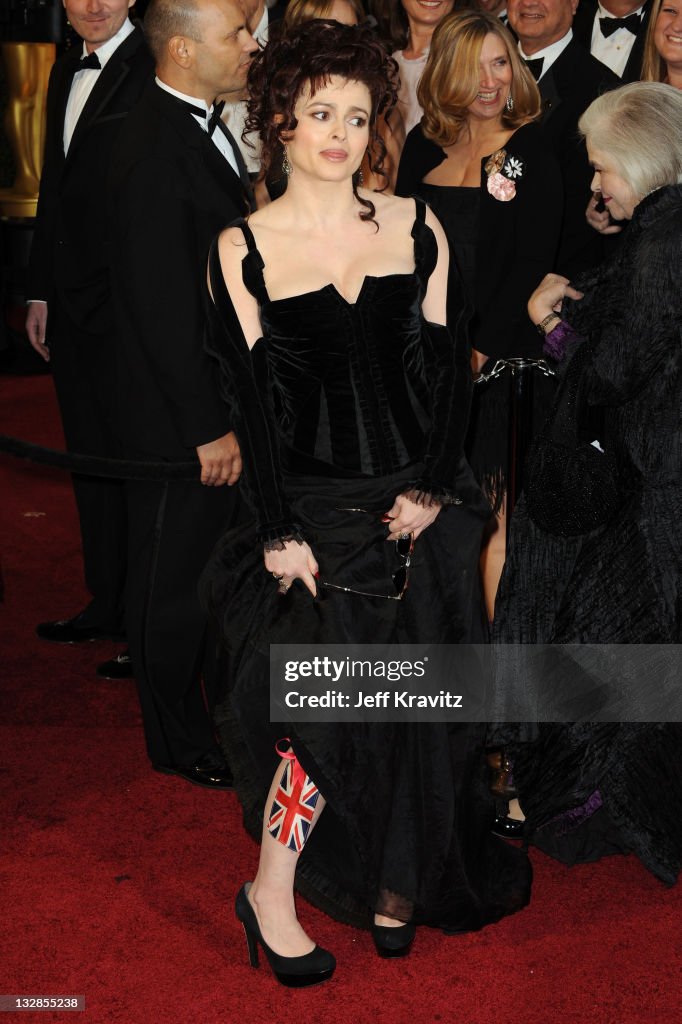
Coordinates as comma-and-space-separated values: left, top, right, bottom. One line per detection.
416, 184, 508, 504
201, 200, 531, 930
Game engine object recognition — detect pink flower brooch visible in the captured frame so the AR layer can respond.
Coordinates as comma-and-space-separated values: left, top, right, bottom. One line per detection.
485, 149, 525, 202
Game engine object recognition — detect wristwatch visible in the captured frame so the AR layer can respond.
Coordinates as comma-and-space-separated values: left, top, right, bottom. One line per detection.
535, 312, 561, 336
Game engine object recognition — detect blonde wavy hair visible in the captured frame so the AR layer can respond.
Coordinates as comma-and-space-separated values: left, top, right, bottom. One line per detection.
283, 0, 365, 29
640, 0, 670, 83
418, 11, 541, 148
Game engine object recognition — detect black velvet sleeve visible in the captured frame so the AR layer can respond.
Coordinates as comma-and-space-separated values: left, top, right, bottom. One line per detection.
204, 238, 304, 546
409, 317, 483, 508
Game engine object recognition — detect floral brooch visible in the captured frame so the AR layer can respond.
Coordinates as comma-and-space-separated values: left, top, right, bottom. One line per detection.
485, 149, 525, 202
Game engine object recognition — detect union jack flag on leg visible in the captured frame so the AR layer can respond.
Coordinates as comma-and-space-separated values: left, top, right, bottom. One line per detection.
267, 748, 320, 853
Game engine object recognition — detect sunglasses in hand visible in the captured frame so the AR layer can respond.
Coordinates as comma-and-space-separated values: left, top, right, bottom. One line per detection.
319, 508, 414, 601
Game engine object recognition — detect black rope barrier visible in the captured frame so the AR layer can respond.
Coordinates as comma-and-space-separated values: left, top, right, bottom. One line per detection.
2, 357, 555, 494
0, 435, 200, 481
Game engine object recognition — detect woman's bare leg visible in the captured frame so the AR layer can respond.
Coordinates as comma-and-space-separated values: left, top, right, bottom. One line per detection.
248, 757, 326, 957
480, 498, 507, 622
507, 798, 525, 822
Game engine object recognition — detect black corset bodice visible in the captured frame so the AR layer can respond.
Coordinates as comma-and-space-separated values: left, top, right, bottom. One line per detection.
206, 199, 478, 544
241, 215, 435, 480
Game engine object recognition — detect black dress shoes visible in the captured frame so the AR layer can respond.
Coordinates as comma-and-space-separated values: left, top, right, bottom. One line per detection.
153, 759, 234, 790
371, 921, 416, 958
36, 612, 122, 644
492, 814, 525, 840
96, 650, 134, 680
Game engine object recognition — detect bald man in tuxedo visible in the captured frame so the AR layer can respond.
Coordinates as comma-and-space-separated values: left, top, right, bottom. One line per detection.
108, 0, 257, 788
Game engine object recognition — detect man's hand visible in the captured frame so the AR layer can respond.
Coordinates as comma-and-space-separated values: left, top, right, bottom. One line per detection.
26, 302, 50, 362
196, 431, 242, 486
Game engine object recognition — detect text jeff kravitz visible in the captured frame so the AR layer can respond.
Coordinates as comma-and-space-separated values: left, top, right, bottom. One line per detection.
284, 690, 464, 709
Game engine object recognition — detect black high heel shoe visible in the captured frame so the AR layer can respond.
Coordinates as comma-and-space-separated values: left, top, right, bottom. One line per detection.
371, 921, 416, 959
235, 884, 336, 988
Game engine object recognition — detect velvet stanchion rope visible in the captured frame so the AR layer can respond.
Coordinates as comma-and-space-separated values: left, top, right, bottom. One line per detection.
0, 434, 200, 481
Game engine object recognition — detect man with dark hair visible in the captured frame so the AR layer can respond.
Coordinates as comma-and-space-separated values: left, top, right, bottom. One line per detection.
508, 0, 619, 276
108, 0, 257, 788
26, 0, 152, 678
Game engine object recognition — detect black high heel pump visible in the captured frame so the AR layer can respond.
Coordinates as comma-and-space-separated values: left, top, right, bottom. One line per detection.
371, 921, 416, 958
235, 884, 336, 988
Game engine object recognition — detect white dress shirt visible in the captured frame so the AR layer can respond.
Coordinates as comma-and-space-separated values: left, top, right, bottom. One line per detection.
154, 77, 242, 179
519, 28, 573, 80
63, 17, 135, 154
590, 2, 644, 78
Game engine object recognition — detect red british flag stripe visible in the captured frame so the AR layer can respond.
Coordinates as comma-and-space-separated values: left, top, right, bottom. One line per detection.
267, 758, 320, 853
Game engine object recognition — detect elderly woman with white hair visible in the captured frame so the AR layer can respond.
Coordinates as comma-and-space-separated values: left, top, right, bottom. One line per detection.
491, 82, 682, 884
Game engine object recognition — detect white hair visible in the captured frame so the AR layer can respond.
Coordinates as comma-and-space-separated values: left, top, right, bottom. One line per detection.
579, 82, 682, 199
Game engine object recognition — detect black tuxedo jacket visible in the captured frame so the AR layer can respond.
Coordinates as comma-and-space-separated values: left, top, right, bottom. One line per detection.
109, 82, 250, 459
537, 39, 619, 276
27, 25, 153, 333
573, 0, 652, 83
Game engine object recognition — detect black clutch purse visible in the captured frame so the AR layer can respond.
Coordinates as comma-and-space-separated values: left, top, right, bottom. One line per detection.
525, 342, 624, 537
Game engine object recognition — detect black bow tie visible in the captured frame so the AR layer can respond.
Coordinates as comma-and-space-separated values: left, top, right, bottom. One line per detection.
79, 51, 101, 71
599, 13, 641, 37
172, 96, 226, 135
524, 57, 544, 81
207, 101, 226, 136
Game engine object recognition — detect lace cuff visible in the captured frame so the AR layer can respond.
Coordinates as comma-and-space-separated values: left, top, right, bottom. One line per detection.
259, 524, 306, 551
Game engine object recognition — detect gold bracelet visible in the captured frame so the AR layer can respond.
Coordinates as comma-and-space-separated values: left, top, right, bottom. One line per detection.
535, 312, 561, 336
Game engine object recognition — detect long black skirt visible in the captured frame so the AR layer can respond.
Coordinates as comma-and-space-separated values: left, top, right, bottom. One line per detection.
202, 467, 532, 929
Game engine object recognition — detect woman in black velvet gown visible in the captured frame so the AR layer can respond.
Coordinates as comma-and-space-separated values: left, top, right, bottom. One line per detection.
493, 83, 682, 885
202, 21, 531, 987
396, 11, 563, 618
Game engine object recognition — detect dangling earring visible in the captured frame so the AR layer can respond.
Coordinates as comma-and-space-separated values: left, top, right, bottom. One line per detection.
505, 93, 514, 113
282, 146, 292, 176
355, 169, 364, 187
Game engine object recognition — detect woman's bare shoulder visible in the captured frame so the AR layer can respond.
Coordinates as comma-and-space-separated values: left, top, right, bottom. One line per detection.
364, 190, 422, 233
217, 222, 249, 256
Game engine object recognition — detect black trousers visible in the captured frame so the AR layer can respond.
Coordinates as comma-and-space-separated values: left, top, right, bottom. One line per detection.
125, 477, 241, 767
48, 303, 127, 633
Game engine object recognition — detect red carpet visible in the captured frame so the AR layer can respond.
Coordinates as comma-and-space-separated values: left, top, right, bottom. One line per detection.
1, 373, 681, 1024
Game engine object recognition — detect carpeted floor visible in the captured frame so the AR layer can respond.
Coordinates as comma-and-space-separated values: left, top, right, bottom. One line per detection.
1, 372, 681, 1024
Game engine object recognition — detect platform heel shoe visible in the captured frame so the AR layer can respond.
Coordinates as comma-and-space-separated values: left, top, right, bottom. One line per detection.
371, 921, 416, 958
235, 884, 336, 988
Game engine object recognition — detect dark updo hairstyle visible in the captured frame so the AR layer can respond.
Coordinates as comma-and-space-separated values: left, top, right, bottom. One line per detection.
245, 19, 398, 222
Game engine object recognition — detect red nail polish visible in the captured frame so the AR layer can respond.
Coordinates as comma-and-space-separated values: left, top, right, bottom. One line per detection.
314, 571, 320, 579
381, 515, 391, 523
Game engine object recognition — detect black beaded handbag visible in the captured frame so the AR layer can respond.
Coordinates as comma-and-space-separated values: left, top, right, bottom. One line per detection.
525, 342, 624, 537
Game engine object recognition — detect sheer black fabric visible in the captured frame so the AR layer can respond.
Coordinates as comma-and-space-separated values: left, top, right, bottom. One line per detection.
202, 201, 532, 929
493, 186, 682, 884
